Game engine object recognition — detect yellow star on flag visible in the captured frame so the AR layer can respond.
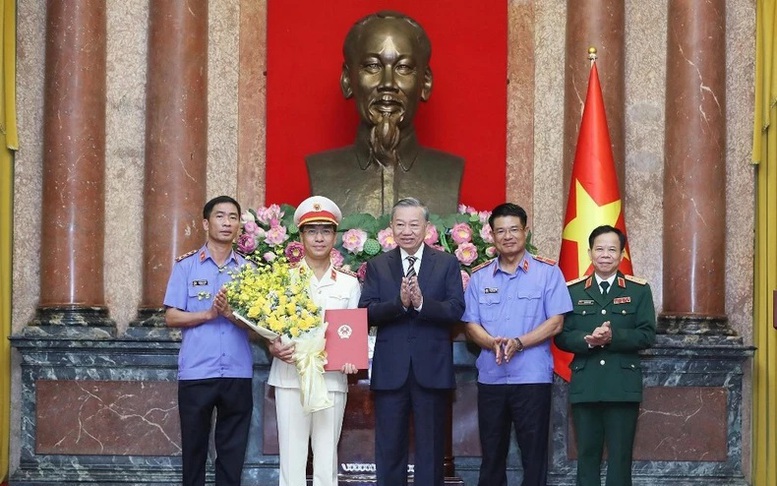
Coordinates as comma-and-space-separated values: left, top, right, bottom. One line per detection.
562, 179, 628, 277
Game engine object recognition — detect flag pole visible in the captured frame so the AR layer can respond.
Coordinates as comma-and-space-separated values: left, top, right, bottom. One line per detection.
588, 46, 597, 65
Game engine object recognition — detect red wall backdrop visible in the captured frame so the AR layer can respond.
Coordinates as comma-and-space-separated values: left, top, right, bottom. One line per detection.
265, 1, 507, 211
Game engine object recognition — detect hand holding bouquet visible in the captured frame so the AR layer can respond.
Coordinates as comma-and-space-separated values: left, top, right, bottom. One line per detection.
225, 259, 332, 413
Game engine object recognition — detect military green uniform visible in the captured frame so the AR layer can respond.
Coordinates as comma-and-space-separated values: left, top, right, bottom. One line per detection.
554, 272, 656, 486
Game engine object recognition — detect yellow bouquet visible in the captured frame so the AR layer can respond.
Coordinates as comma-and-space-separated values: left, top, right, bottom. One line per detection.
225, 259, 332, 412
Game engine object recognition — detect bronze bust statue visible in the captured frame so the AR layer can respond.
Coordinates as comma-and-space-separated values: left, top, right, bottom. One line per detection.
306, 11, 464, 216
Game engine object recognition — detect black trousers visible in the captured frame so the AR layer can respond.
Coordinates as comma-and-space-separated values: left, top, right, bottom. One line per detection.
374, 368, 449, 486
178, 378, 253, 486
477, 383, 552, 486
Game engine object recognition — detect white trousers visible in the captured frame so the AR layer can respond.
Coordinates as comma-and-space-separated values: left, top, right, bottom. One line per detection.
275, 387, 347, 486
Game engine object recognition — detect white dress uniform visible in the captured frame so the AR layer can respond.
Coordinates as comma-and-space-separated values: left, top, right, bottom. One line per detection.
267, 195, 361, 486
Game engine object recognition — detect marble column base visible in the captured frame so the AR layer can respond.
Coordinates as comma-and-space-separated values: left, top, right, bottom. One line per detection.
22, 306, 116, 339
657, 312, 735, 335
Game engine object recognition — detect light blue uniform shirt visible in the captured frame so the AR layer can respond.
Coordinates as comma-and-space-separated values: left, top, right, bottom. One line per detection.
462, 253, 573, 384
163, 244, 253, 380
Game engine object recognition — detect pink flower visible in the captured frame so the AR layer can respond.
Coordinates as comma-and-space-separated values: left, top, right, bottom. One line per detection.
424, 225, 439, 245
342, 229, 368, 254
330, 248, 345, 268
264, 224, 288, 247
431, 244, 445, 252
460, 270, 471, 290
451, 222, 473, 245
455, 242, 478, 266
357, 262, 368, 281
243, 221, 260, 235
485, 246, 497, 258
236, 233, 257, 253
478, 211, 491, 224
377, 227, 397, 251
256, 204, 283, 225
458, 204, 477, 215
480, 224, 494, 243
263, 252, 277, 262
284, 241, 305, 264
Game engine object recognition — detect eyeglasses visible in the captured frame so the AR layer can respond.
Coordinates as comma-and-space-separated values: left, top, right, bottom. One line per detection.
493, 226, 525, 238
302, 227, 335, 237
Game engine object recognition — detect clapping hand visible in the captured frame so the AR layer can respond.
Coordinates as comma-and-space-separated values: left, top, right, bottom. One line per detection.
584, 321, 612, 347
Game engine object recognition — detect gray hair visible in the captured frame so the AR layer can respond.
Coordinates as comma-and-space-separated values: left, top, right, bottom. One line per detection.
391, 197, 430, 221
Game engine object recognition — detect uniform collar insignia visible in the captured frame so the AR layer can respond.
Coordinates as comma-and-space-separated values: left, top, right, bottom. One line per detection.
618, 276, 626, 288
584, 276, 593, 289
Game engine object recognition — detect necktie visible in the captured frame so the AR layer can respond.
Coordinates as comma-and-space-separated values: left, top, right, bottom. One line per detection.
600, 281, 610, 295
406, 256, 417, 278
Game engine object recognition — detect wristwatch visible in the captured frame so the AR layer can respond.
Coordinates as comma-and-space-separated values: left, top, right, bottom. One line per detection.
514, 337, 525, 352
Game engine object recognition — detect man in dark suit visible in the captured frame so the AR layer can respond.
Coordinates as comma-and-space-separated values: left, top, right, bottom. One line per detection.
359, 197, 465, 486
554, 225, 656, 486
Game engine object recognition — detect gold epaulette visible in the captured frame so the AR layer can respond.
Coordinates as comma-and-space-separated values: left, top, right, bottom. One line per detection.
335, 266, 358, 278
566, 275, 588, 286
533, 254, 557, 266
175, 249, 198, 262
471, 258, 496, 274
624, 274, 648, 285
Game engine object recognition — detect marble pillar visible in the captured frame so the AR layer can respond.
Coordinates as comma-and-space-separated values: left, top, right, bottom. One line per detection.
660, 0, 730, 334
131, 0, 209, 330
31, 0, 113, 336
563, 0, 625, 196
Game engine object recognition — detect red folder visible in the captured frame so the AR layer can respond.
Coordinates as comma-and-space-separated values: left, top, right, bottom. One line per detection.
324, 308, 368, 371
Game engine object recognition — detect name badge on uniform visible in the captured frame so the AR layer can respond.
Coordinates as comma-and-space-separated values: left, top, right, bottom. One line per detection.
577, 299, 594, 306
192, 279, 208, 286
613, 296, 631, 304
484, 287, 499, 294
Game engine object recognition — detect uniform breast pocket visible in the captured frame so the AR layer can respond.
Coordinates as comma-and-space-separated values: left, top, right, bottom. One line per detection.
478, 295, 501, 322
517, 289, 542, 318
326, 293, 351, 309
187, 284, 211, 311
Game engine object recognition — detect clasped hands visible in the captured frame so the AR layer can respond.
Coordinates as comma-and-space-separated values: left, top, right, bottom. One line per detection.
400, 275, 423, 310
584, 321, 612, 347
491, 336, 520, 365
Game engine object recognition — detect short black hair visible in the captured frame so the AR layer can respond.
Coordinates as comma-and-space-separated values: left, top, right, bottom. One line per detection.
488, 203, 527, 229
588, 225, 626, 252
203, 196, 241, 220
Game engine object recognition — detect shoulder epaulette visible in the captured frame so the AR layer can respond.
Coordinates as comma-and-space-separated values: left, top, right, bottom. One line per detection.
624, 274, 648, 285
471, 258, 496, 274
533, 254, 557, 266
335, 266, 358, 278
566, 275, 588, 286
175, 249, 198, 262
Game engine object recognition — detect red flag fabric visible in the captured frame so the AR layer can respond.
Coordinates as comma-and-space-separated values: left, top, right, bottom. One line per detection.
555, 62, 634, 381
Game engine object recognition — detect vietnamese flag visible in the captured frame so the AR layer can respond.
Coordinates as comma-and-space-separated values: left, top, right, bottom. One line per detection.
554, 61, 634, 381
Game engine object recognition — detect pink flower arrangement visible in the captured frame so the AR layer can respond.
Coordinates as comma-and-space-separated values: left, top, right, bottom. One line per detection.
460, 270, 471, 290
234, 202, 538, 277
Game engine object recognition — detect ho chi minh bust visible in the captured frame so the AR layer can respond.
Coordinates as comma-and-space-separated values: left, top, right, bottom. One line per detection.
306, 11, 464, 216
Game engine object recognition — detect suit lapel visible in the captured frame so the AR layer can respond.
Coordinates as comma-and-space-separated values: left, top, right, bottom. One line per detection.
417, 245, 436, 288
388, 247, 404, 284
588, 278, 608, 307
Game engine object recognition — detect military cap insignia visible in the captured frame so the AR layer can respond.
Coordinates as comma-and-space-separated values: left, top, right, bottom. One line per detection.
566, 275, 588, 286
533, 254, 557, 266
624, 275, 648, 285
175, 249, 198, 262
471, 258, 496, 274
